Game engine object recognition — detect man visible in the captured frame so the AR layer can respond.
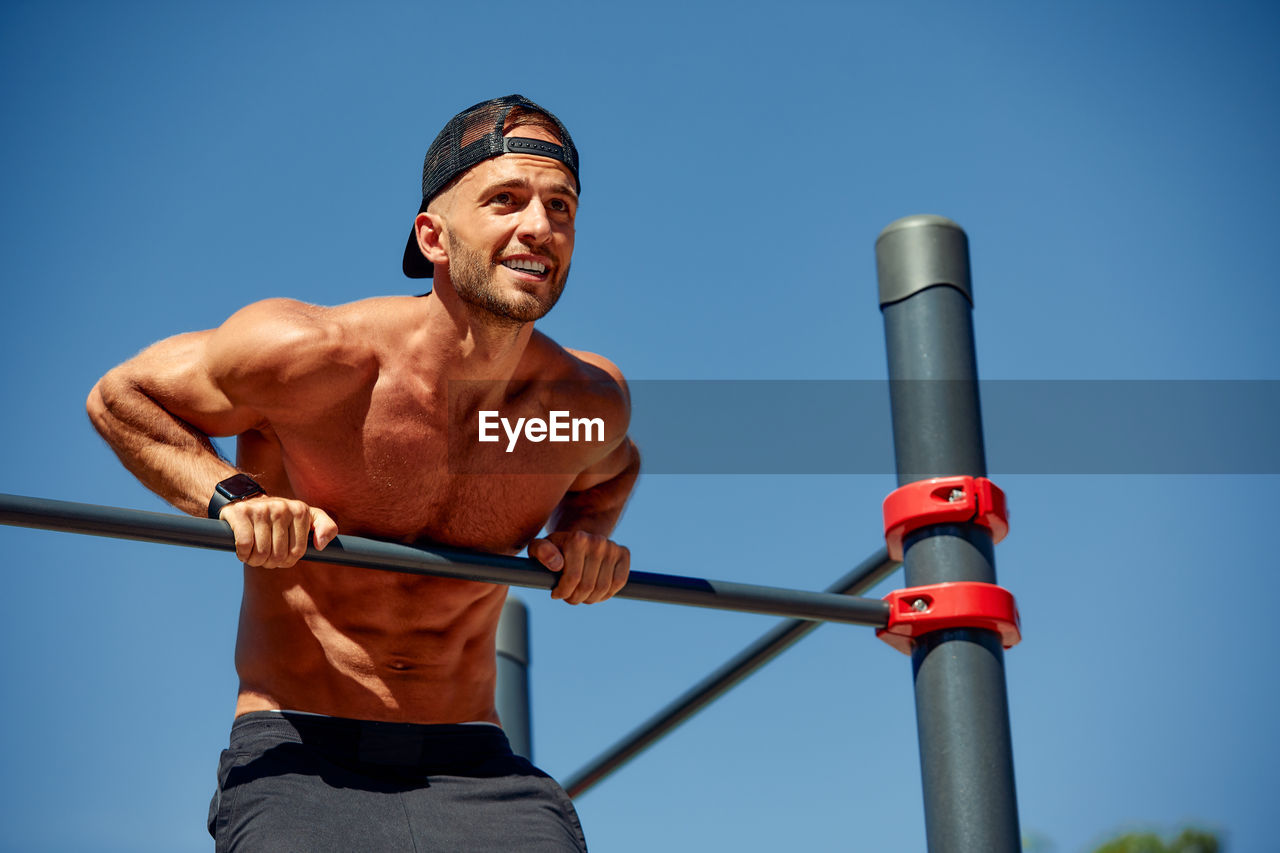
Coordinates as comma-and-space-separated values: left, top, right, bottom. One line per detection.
86, 95, 638, 851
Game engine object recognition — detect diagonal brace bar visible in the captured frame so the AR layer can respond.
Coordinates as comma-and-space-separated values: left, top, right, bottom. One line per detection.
563, 547, 900, 798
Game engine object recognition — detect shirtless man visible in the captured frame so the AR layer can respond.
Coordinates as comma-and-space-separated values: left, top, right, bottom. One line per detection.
86, 95, 637, 851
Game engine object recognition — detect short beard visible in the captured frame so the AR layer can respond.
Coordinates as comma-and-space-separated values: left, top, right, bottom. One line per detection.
445, 229, 569, 326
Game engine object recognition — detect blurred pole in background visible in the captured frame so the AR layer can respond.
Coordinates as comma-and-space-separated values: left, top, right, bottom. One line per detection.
496, 595, 533, 762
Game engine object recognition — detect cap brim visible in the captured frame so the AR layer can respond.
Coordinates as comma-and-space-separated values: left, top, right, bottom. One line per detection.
403, 200, 434, 278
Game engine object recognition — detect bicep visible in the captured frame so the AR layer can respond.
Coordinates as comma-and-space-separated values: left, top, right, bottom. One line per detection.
113, 329, 263, 437
102, 299, 321, 437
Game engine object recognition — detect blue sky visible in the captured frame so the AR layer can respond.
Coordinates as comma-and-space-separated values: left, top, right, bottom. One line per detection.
1, 1, 1277, 851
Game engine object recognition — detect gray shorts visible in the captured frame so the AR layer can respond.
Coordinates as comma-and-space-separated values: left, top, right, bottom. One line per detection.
208, 711, 587, 852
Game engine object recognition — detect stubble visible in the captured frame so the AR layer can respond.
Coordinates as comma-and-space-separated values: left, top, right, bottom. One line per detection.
445, 229, 569, 327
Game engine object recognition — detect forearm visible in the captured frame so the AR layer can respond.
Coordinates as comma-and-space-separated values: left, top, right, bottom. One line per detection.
87, 367, 239, 517
547, 440, 640, 537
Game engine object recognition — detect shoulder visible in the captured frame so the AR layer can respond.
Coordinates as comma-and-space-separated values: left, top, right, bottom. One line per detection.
525, 329, 625, 379
212, 297, 323, 344
526, 332, 632, 434
565, 347, 628, 389
530, 331, 629, 394
206, 298, 377, 397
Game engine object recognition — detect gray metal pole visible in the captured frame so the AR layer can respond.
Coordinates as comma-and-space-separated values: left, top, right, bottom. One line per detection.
564, 548, 900, 798
0, 493, 890, 627
876, 215, 1020, 852
496, 596, 533, 761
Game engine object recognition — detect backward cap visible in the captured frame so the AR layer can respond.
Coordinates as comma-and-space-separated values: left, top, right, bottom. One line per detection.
402, 94, 580, 279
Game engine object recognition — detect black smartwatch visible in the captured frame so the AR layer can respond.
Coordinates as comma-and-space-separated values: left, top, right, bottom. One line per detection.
208, 474, 265, 519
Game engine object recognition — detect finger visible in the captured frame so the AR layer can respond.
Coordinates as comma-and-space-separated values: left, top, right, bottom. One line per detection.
553, 533, 589, 601
528, 538, 564, 572
288, 502, 311, 564
584, 549, 623, 604
269, 504, 292, 567
582, 560, 613, 604
310, 508, 339, 551
251, 512, 273, 567
607, 546, 631, 599
566, 559, 601, 605
564, 533, 605, 605
225, 510, 254, 564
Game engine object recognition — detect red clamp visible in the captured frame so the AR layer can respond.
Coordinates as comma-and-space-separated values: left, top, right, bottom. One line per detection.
883, 476, 1008, 561
877, 582, 1021, 655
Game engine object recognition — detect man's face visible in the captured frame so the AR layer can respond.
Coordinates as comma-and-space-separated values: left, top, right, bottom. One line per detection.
437, 126, 577, 325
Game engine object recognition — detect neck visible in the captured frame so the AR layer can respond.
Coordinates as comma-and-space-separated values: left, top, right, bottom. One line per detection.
413, 283, 536, 384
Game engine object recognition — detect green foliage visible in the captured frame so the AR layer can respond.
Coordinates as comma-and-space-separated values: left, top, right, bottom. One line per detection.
1091, 827, 1220, 853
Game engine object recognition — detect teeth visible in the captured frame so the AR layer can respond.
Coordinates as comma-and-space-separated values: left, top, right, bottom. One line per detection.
503, 258, 547, 274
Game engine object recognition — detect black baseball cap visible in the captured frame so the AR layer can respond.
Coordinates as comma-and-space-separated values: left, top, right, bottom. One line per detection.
402, 94, 580, 279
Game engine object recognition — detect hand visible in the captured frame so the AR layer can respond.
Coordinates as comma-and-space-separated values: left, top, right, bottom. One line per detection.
219, 496, 338, 569
528, 531, 630, 605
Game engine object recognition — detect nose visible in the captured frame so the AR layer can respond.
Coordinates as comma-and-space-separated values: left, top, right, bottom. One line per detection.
515, 197, 552, 245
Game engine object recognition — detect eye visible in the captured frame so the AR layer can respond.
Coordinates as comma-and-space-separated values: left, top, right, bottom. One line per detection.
549, 198, 573, 214
491, 191, 515, 206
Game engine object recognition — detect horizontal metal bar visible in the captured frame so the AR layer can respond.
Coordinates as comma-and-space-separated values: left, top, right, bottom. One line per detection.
0, 493, 891, 628
563, 548, 900, 798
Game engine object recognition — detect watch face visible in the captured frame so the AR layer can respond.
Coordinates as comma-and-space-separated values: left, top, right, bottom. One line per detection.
216, 474, 263, 501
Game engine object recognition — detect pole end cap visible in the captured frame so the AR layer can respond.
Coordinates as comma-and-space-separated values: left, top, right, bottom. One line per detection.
875, 215, 972, 307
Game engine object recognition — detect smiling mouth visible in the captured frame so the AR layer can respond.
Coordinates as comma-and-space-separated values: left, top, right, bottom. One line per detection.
501, 258, 548, 277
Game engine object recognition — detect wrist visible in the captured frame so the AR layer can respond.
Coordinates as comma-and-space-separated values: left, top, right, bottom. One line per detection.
207, 473, 265, 519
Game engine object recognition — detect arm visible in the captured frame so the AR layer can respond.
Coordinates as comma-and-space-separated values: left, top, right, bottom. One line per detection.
86, 299, 348, 566
530, 438, 641, 605
546, 437, 641, 538
527, 351, 641, 604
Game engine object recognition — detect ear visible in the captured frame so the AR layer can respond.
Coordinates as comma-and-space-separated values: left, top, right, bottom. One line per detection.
414, 211, 449, 269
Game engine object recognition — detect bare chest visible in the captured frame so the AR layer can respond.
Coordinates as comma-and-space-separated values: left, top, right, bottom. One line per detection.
244, 379, 581, 553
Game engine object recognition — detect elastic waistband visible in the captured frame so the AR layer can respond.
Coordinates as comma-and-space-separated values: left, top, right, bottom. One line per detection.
229, 711, 517, 773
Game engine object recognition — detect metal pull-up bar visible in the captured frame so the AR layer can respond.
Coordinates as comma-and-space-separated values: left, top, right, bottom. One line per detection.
0, 493, 890, 629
